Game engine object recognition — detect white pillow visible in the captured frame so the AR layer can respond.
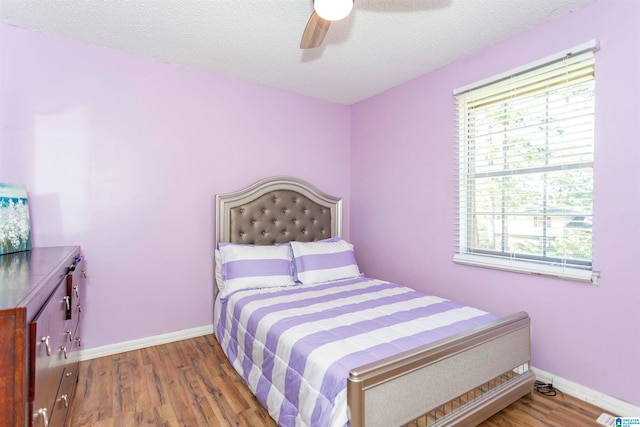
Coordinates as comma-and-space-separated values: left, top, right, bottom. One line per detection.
290, 239, 361, 285
218, 243, 295, 298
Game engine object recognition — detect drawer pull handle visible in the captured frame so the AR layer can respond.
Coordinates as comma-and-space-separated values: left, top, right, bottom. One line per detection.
66, 371, 73, 377
66, 329, 73, 342
63, 296, 70, 311
60, 394, 69, 408
82, 268, 87, 278
34, 408, 49, 426
41, 336, 51, 356
77, 303, 82, 313
75, 337, 82, 347
61, 345, 68, 359
74, 284, 80, 297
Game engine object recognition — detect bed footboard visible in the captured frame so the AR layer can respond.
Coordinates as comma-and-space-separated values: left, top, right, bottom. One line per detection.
347, 311, 535, 427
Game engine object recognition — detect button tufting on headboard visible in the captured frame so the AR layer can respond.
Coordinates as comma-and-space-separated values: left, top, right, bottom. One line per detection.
228, 189, 333, 244
216, 176, 342, 247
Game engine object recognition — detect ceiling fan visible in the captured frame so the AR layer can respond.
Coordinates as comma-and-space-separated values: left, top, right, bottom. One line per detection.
300, 0, 354, 49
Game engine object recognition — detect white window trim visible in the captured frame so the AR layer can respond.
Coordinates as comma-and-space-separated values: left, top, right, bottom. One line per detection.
453, 253, 599, 284
453, 40, 601, 284
453, 39, 599, 96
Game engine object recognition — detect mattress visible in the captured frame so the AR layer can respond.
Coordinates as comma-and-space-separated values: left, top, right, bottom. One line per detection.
214, 276, 499, 427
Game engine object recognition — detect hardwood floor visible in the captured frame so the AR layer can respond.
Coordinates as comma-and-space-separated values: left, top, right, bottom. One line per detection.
69, 335, 606, 426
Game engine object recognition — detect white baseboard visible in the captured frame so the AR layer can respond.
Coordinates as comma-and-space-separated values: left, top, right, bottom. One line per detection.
532, 366, 640, 417
77, 324, 214, 361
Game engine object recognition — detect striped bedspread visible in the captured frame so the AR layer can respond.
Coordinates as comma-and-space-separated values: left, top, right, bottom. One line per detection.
214, 276, 499, 427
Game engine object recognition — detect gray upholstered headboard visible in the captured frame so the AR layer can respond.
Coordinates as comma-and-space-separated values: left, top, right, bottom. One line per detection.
215, 176, 342, 246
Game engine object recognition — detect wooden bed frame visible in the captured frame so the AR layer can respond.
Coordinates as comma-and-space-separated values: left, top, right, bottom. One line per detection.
215, 176, 535, 427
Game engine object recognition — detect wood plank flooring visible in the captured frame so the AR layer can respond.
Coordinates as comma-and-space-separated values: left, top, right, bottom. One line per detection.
69, 334, 606, 426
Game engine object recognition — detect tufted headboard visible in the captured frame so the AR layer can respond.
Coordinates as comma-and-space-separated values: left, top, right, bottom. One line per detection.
215, 176, 342, 247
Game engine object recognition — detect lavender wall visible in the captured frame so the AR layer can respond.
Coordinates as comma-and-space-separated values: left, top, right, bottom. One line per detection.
2, 0, 638, 409
350, 0, 639, 406
0, 25, 350, 348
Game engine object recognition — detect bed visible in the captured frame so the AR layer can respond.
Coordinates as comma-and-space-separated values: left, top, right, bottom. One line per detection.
213, 176, 535, 427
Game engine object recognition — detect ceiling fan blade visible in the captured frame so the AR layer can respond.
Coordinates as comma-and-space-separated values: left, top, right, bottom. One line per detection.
300, 10, 331, 49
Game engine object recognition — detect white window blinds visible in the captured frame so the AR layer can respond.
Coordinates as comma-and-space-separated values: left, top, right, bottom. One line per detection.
454, 42, 599, 283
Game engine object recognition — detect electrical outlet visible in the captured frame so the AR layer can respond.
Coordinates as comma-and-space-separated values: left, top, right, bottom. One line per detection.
596, 413, 617, 427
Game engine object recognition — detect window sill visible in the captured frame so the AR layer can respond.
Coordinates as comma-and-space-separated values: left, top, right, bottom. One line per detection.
453, 253, 599, 284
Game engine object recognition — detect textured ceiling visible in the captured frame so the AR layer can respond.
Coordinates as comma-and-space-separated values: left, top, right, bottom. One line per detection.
0, 0, 594, 105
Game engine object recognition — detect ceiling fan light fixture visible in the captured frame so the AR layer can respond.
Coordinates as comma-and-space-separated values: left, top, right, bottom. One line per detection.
313, 0, 353, 21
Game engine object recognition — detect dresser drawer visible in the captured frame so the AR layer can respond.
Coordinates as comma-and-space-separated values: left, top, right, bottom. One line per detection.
65, 255, 85, 322
29, 279, 69, 426
47, 367, 77, 427
65, 320, 81, 376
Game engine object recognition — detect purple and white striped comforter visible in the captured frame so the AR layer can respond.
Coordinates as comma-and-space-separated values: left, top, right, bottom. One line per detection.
214, 277, 499, 427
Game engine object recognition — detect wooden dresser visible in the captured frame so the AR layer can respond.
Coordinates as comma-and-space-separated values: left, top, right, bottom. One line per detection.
0, 246, 85, 427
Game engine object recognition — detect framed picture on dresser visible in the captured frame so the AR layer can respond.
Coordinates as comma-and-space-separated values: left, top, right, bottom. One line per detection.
0, 183, 32, 255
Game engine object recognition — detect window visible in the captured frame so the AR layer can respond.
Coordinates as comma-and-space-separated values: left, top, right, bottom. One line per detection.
454, 42, 599, 283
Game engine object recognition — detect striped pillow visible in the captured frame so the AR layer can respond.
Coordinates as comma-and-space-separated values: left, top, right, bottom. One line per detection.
290, 239, 361, 285
218, 243, 295, 298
